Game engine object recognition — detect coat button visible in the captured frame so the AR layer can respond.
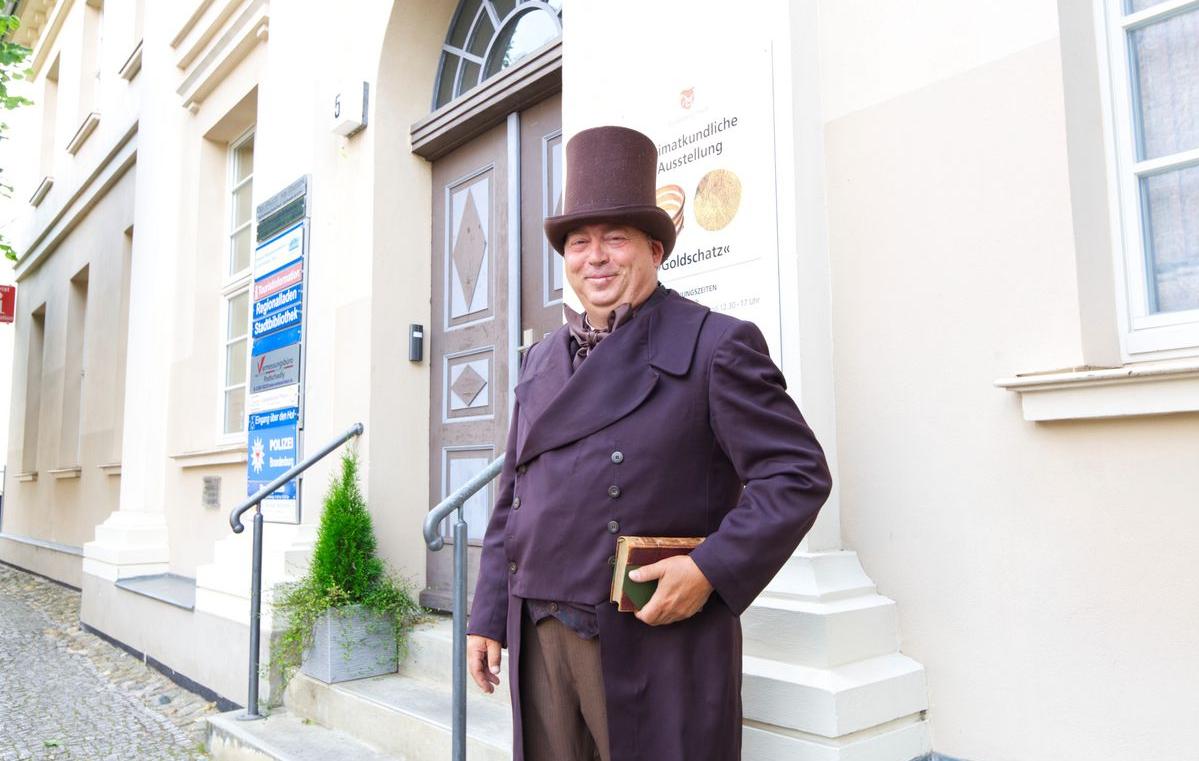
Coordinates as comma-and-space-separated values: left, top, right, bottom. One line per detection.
608, 555, 616, 567
607, 485, 621, 499
549, 602, 559, 613
610, 451, 624, 464
508, 561, 517, 573
512, 497, 521, 509
607, 520, 620, 534
516, 464, 527, 475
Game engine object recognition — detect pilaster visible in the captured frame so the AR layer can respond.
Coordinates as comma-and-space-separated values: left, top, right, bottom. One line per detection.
80, 511, 170, 581
81, 12, 183, 592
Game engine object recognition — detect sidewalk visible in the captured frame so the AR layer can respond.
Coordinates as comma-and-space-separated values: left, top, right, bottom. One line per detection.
0, 563, 217, 760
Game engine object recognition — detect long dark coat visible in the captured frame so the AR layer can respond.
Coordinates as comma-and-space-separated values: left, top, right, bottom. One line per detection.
468, 289, 832, 761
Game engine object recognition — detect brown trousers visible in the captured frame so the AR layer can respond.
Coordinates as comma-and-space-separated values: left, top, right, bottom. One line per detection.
519, 612, 611, 761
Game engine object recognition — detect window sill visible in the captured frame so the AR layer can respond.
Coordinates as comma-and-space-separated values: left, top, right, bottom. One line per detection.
119, 39, 143, 81
994, 358, 1199, 421
29, 176, 53, 206
114, 573, 196, 611
47, 466, 82, 480
98, 462, 122, 476
13, 471, 37, 482
66, 112, 101, 155
171, 443, 246, 468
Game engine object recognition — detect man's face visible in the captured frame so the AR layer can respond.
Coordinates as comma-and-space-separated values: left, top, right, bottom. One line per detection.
563, 223, 664, 318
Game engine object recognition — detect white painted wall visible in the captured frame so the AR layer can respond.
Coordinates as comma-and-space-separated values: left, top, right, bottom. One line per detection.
2, 0, 1193, 755
819, 4, 1199, 760
565, 0, 1199, 758
818, 0, 1060, 121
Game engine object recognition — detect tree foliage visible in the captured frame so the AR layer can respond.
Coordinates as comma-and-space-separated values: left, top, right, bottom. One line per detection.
308, 450, 385, 600
0, 14, 33, 262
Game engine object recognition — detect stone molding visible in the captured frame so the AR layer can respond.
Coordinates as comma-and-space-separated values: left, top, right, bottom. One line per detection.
995, 358, 1199, 421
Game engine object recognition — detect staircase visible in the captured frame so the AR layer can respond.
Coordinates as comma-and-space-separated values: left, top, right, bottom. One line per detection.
207, 617, 513, 760
210, 577, 931, 760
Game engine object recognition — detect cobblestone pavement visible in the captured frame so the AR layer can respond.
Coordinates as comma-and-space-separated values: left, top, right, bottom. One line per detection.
0, 564, 218, 760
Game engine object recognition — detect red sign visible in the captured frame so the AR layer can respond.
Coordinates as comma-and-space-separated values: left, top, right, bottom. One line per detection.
0, 285, 13, 324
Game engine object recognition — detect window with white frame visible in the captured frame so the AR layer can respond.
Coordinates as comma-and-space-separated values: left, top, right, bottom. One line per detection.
222, 128, 254, 436
1102, 0, 1199, 357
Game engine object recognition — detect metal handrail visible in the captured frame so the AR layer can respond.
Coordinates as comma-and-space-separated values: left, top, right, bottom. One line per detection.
422, 454, 505, 550
231, 421, 364, 720
423, 452, 505, 761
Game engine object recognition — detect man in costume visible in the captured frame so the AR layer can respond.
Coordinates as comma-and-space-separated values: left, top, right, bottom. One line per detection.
466, 125, 832, 761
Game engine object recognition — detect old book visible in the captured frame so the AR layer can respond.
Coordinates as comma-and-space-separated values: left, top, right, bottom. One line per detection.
610, 536, 705, 613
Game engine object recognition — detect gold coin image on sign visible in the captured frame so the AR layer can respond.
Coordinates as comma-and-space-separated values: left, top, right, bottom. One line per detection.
656, 184, 686, 235
693, 169, 742, 231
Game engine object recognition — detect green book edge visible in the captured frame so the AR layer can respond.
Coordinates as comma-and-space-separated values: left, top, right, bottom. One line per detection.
623, 564, 657, 610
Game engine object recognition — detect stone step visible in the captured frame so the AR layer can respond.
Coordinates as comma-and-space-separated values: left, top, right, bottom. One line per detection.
402, 615, 924, 745
743, 714, 931, 761
207, 707, 402, 761
210, 686, 926, 761
742, 652, 928, 738
742, 592, 900, 668
415, 594, 899, 683
399, 618, 511, 706
284, 671, 512, 761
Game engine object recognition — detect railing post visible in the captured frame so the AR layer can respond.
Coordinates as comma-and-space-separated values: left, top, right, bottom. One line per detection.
452, 507, 467, 761
226, 422, 363, 722
421, 453, 503, 760
240, 507, 265, 720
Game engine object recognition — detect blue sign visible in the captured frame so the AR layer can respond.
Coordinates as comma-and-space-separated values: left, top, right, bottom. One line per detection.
249, 184, 309, 524
252, 324, 301, 356
254, 282, 303, 320
247, 405, 299, 501
252, 300, 303, 340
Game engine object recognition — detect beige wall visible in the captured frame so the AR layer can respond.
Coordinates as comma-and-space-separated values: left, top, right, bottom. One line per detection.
153, 0, 448, 581
1, 0, 452, 590
6, 2, 1193, 757
2, 167, 134, 554
163, 40, 266, 578
3, 0, 452, 700
365, 0, 454, 588
80, 573, 254, 705
823, 25, 1199, 761
0, 0, 143, 580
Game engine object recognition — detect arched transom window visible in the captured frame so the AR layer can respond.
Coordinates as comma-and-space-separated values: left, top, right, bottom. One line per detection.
433, 0, 563, 109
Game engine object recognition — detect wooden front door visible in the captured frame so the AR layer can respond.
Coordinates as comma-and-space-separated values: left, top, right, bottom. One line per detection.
425, 94, 563, 610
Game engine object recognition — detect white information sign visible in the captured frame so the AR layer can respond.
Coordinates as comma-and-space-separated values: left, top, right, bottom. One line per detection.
635, 45, 782, 357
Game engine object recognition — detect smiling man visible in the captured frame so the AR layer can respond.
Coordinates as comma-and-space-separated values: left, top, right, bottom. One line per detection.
466, 125, 832, 761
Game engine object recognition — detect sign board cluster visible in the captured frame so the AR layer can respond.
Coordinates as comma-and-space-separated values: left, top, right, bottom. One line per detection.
246, 177, 311, 523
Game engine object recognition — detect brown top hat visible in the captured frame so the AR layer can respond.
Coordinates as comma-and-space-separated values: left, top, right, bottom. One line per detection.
544, 125, 677, 259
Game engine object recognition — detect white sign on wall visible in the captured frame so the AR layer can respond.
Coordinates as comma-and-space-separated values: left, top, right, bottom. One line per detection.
635, 45, 782, 358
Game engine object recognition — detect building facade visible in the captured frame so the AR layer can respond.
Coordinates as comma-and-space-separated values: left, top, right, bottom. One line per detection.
0, 1, 1196, 759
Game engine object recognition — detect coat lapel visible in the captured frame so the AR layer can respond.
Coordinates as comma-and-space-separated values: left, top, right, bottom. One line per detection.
513, 290, 710, 466
513, 327, 572, 433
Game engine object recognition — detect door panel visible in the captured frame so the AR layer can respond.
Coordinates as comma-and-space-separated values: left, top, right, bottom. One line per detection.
426, 121, 509, 610
425, 97, 562, 611
520, 93, 565, 346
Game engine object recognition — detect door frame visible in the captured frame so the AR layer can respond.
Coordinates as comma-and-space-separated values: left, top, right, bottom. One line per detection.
410, 39, 561, 161
413, 40, 563, 610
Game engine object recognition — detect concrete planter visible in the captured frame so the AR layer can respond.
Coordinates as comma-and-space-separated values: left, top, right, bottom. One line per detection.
301, 604, 398, 684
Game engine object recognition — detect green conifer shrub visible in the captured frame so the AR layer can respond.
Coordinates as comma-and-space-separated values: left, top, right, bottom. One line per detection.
307, 451, 383, 601
271, 448, 422, 691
